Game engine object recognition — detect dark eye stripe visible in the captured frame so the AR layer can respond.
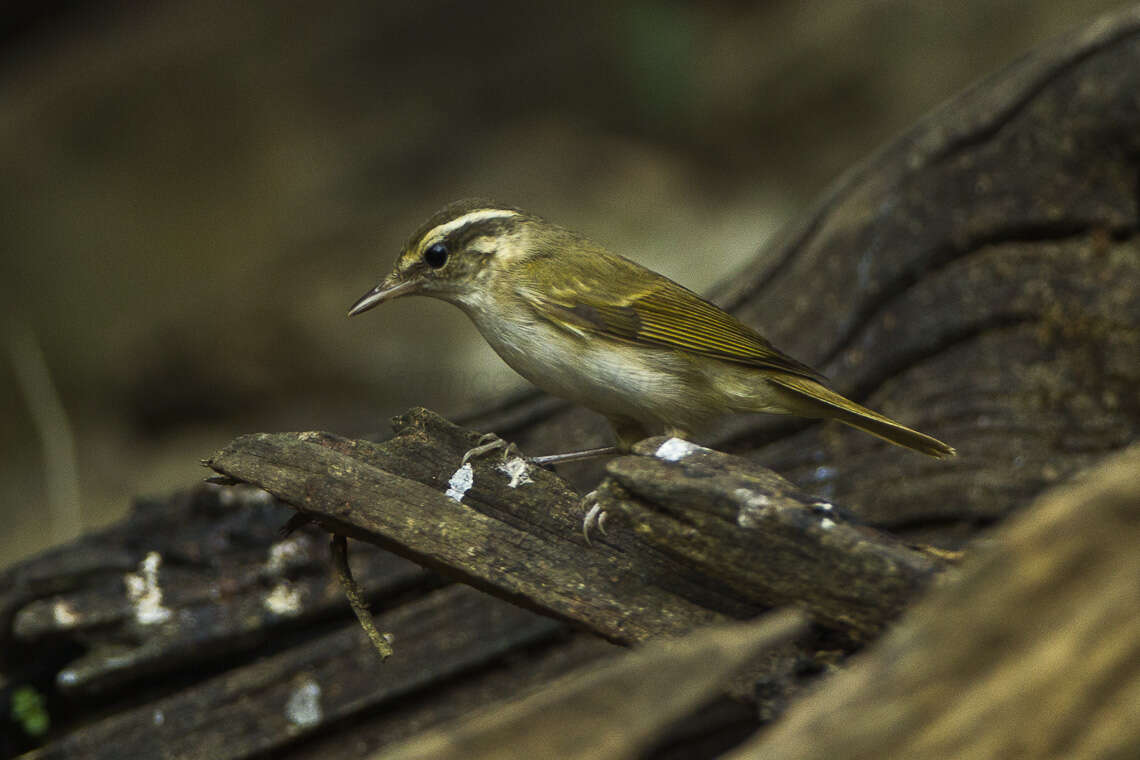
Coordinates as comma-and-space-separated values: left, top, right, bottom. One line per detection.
440, 218, 519, 252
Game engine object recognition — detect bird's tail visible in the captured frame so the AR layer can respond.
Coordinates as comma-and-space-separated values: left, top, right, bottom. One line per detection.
766, 375, 956, 458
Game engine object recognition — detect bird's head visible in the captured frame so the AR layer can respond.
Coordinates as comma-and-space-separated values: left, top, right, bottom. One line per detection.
348, 199, 536, 316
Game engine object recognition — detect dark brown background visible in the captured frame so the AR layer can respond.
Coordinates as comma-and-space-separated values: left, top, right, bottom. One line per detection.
0, 0, 1123, 565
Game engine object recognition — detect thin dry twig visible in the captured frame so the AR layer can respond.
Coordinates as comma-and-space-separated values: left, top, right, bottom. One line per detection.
330, 533, 393, 661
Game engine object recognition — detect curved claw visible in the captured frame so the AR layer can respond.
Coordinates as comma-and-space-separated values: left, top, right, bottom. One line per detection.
581, 492, 608, 545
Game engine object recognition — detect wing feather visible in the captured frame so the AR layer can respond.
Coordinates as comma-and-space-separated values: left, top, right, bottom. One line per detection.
518, 251, 824, 381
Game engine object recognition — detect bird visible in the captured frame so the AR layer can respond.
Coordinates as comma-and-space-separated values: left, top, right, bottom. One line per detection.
349, 200, 955, 533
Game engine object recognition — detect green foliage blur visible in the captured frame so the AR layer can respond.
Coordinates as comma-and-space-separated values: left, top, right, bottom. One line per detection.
10, 685, 50, 737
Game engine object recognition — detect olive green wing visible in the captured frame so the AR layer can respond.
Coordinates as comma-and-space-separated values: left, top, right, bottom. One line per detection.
518, 258, 825, 381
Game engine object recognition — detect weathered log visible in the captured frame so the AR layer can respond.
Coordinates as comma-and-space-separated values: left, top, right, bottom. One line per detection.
204, 416, 727, 644
0, 484, 617, 760
605, 437, 944, 640
205, 409, 943, 643
375, 611, 805, 760
332, 446, 1140, 760
3, 485, 427, 699
729, 444, 1140, 760
20, 585, 605, 760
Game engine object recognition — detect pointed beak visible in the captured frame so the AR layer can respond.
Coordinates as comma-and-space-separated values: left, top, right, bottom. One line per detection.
347, 278, 419, 317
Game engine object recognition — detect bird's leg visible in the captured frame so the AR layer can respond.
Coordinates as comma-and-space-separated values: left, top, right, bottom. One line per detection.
466, 413, 657, 468
577, 417, 652, 543
530, 447, 618, 466
463, 433, 615, 467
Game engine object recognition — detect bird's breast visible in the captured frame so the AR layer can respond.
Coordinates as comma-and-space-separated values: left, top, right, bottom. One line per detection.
459, 300, 712, 429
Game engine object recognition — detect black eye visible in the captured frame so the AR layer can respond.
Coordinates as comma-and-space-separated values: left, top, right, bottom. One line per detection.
424, 243, 448, 268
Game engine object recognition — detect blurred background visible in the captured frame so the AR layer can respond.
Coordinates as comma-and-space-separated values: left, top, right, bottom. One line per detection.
0, 0, 1124, 566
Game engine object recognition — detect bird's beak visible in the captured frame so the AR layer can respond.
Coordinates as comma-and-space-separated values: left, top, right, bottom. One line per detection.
347, 278, 419, 316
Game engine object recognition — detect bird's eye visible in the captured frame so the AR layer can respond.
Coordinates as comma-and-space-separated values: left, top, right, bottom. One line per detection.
424, 243, 448, 268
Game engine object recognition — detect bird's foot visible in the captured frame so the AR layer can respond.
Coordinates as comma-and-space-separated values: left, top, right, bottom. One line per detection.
460, 432, 520, 466
581, 490, 609, 545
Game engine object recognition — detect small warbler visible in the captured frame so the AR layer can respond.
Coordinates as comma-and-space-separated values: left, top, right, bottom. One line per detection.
350, 200, 955, 465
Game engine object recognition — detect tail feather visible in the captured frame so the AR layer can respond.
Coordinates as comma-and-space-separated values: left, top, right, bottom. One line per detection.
766, 375, 956, 459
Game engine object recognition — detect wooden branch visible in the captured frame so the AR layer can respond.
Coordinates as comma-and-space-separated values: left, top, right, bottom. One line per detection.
330, 534, 393, 661
730, 444, 1140, 760
204, 414, 726, 644
604, 437, 944, 640
205, 410, 944, 645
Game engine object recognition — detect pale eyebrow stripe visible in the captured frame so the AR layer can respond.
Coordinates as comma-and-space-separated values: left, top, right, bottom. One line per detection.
425, 209, 521, 243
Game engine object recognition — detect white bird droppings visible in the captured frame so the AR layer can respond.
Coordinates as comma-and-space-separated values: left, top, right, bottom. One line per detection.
497, 457, 533, 488
124, 551, 173, 625
820, 517, 837, 531
445, 463, 474, 502
655, 437, 700, 462
285, 678, 323, 728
